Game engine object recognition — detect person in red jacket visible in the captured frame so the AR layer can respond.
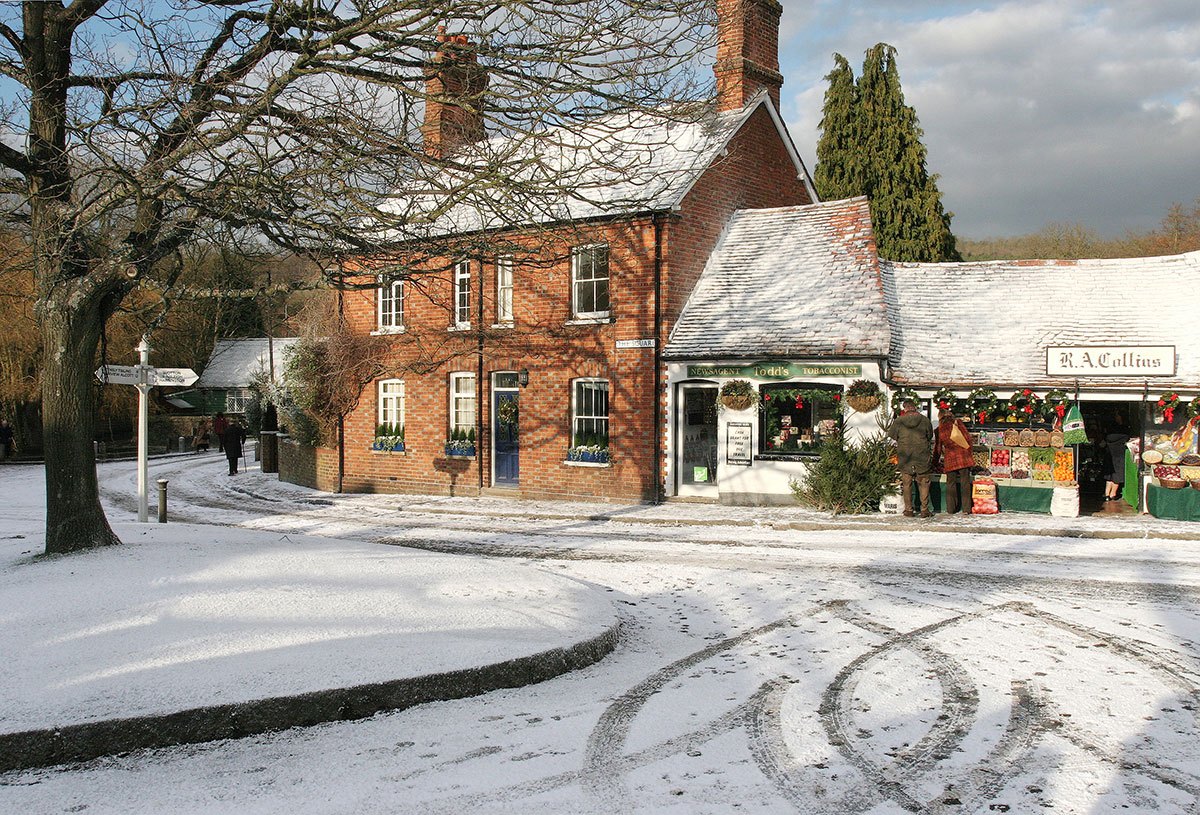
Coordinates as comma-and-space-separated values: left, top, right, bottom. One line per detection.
934, 408, 975, 514
213, 412, 229, 453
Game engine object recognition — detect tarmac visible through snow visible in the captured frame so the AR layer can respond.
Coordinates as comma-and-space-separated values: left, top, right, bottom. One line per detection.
4, 451, 1200, 813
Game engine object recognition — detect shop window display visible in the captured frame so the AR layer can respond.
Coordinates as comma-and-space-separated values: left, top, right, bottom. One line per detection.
759, 384, 842, 456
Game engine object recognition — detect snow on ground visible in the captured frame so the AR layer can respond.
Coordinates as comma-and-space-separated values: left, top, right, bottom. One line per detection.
3, 452, 1200, 814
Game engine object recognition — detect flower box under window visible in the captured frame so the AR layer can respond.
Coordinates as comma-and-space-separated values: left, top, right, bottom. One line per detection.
567, 445, 609, 464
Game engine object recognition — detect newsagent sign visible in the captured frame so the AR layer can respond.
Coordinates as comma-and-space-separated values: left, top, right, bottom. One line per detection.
686, 362, 862, 380
1046, 346, 1176, 377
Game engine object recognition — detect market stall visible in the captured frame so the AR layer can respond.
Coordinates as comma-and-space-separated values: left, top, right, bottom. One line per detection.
1139, 395, 1200, 520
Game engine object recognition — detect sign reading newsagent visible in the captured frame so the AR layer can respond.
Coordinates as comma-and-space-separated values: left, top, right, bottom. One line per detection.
1047, 346, 1176, 377
686, 362, 862, 380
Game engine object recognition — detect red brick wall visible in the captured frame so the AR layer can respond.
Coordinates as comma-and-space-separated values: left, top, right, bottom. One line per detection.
339, 219, 662, 501
278, 437, 340, 492
715, 0, 784, 112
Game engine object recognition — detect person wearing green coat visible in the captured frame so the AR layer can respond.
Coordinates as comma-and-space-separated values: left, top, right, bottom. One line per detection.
888, 399, 934, 517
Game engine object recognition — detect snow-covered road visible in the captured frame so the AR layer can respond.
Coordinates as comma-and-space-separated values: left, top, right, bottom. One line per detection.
5, 452, 1200, 814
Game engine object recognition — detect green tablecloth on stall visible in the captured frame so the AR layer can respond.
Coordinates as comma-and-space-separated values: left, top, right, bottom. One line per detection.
1122, 448, 1138, 508
1147, 483, 1200, 521
921, 476, 1054, 514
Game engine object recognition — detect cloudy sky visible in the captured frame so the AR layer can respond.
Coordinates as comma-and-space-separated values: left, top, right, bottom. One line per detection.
774, 0, 1200, 238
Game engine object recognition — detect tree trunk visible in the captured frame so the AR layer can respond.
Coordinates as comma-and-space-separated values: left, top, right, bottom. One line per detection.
40, 289, 121, 554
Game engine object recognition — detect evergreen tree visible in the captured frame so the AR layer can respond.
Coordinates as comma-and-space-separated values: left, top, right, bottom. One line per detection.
814, 44, 961, 262
813, 54, 862, 201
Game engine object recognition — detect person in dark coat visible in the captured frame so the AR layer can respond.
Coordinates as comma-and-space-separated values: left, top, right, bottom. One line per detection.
1103, 414, 1130, 501
0, 418, 14, 462
221, 420, 247, 475
933, 409, 974, 514
888, 400, 934, 517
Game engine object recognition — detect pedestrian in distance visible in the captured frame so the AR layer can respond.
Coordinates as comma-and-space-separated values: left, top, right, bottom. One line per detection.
0, 418, 14, 463
213, 412, 229, 453
222, 419, 247, 475
933, 408, 974, 515
888, 399, 934, 518
1102, 413, 1130, 502
192, 418, 211, 453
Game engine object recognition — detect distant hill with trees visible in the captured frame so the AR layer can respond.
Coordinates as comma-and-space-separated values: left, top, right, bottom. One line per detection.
959, 198, 1200, 261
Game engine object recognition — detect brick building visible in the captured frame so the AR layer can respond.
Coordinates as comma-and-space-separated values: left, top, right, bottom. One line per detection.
329, 0, 819, 501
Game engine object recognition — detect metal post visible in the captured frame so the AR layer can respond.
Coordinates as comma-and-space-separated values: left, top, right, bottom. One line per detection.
157, 479, 169, 523
137, 337, 151, 523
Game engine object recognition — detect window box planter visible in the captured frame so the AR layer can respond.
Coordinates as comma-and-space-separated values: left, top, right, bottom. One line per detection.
445, 441, 476, 457
567, 446, 609, 464
371, 438, 406, 452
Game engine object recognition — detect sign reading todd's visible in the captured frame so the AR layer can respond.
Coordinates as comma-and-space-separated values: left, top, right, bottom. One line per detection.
1046, 345, 1176, 377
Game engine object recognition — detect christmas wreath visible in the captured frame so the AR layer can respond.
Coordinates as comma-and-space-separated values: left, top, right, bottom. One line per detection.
890, 387, 921, 413
1157, 391, 1182, 424
497, 398, 519, 427
932, 387, 959, 413
1006, 389, 1042, 421
1189, 397, 1200, 420
966, 388, 998, 424
1043, 389, 1071, 421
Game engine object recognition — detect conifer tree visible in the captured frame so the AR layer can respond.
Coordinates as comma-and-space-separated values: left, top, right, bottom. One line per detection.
813, 54, 861, 202
814, 44, 961, 262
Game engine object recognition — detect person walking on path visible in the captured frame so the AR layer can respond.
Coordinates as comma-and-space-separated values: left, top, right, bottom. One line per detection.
221, 420, 247, 475
889, 400, 934, 518
192, 418, 211, 453
0, 419, 14, 462
933, 408, 974, 514
213, 412, 229, 453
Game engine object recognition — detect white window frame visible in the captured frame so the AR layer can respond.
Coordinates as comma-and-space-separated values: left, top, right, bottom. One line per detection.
571, 244, 610, 320
225, 388, 252, 414
377, 277, 404, 332
377, 379, 405, 431
495, 255, 513, 325
571, 378, 610, 447
449, 372, 477, 435
453, 260, 471, 328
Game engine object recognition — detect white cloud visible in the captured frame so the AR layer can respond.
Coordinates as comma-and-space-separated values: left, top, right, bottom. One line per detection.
779, 1, 1200, 237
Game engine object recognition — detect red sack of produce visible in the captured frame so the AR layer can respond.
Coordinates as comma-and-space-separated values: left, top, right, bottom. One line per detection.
972, 478, 999, 514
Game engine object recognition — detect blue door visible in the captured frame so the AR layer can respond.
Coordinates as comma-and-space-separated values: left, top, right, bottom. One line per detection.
494, 390, 519, 486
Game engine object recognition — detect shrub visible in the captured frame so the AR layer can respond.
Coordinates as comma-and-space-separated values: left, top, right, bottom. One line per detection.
791, 432, 896, 514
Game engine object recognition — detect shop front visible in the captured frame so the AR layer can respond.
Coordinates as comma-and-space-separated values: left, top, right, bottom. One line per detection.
665, 359, 887, 505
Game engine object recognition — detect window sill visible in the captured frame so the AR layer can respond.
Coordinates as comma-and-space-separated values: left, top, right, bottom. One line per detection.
371, 327, 406, 336
565, 316, 612, 326
754, 453, 819, 462
564, 460, 611, 468
370, 448, 407, 456
491, 322, 514, 329
447, 324, 472, 332
444, 454, 476, 460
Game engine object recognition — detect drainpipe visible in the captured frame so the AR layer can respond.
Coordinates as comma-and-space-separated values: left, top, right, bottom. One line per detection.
653, 214, 664, 503
477, 255, 485, 493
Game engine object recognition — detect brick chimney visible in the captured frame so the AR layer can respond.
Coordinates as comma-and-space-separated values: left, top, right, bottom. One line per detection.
421, 29, 488, 158
714, 0, 784, 113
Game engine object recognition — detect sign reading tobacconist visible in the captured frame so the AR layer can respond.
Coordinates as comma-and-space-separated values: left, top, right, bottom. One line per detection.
686, 362, 862, 379
1047, 346, 1176, 377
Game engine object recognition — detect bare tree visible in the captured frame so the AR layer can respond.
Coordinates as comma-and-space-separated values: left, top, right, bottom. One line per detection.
0, 0, 711, 554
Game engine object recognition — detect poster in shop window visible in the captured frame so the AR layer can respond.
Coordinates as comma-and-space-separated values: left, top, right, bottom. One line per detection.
727, 423, 752, 466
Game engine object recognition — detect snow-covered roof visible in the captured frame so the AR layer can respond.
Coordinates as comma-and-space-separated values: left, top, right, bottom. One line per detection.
663, 197, 889, 360
195, 338, 300, 389
882, 251, 1200, 390
380, 96, 809, 240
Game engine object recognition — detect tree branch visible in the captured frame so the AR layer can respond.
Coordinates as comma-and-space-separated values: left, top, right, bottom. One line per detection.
0, 142, 30, 176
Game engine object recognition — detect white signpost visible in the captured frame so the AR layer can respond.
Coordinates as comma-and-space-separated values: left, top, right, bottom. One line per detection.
95, 338, 198, 522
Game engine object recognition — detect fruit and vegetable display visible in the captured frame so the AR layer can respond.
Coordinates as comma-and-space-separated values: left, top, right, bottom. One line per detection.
1053, 450, 1075, 481
1010, 449, 1031, 480
1030, 448, 1055, 482
972, 478, 999, 514
990, 448, 1011, 479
